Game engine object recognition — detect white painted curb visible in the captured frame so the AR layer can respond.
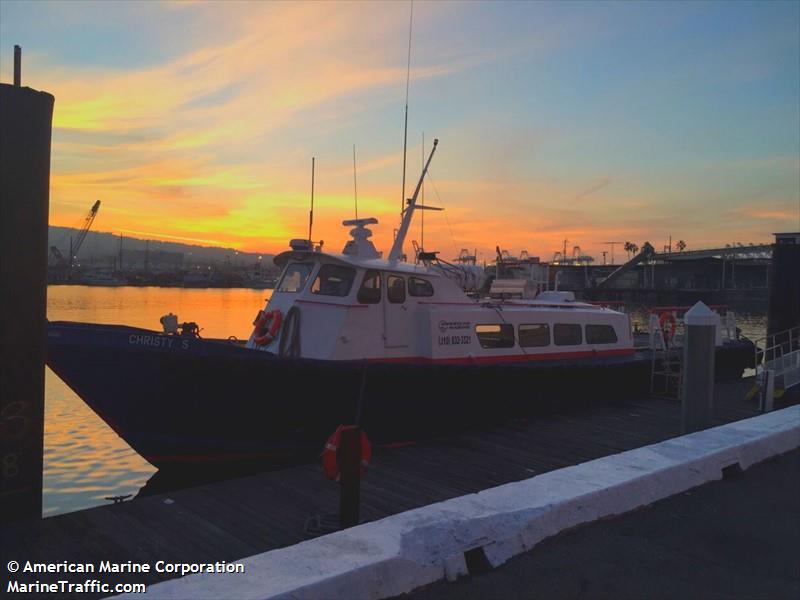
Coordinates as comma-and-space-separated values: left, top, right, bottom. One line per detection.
117, 406, 800, 600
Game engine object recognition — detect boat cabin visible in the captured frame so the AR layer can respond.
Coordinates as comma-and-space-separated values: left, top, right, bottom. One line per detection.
247, 221, 633, 363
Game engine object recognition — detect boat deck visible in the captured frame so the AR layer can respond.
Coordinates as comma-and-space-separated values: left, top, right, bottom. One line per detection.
2, 377, 796, 598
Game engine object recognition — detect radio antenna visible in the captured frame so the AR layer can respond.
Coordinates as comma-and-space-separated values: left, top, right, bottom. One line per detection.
400, 0, 414, 221
421, 131, 425, 251
308, 156, 315, 245
353, 144, 358, 220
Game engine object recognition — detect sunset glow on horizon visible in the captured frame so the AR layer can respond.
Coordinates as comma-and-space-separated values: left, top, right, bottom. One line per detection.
2, 1, 798, 262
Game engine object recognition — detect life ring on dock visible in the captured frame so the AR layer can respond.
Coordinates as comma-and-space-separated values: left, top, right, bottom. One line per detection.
252, 309, 282, 346
659, 311, 677, 344
322, 425, 372, 482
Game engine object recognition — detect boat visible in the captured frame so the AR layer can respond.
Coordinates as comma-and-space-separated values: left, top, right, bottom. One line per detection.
46, 140, 755, 468
73, 270, 127, 287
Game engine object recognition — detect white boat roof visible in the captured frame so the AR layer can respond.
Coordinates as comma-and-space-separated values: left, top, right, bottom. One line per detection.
274, 249, 447, 278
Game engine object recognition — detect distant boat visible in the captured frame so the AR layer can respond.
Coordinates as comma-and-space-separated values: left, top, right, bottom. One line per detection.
46, 140, 756, 468
74, 271, 126, 287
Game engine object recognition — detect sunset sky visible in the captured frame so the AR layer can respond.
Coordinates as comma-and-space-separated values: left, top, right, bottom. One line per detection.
2, 0, 798, 262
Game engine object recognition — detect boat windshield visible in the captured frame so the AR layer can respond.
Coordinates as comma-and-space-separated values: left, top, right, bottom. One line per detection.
277, 262, 314, 293
310, 264, 356, 297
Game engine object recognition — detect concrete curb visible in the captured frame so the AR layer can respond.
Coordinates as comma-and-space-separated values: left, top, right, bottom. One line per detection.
119, 406, 800, 600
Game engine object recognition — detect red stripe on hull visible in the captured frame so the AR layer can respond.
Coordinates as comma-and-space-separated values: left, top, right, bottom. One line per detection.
368, 347, 636, 365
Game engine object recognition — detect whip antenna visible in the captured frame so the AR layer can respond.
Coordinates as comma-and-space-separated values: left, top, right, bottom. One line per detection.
400, 0, 414, 221
353, 144, 358, 220
308, 157, 315, 245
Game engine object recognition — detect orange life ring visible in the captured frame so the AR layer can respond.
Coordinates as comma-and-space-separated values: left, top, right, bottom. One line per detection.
252, 309, 282, 346
322, 425, 372, 482
659, 311, 677, 343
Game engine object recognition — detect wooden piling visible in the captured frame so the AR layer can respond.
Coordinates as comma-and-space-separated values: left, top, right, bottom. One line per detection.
0, 52, 55, 522
767, 233, 800, 338
338, 425, 362, 528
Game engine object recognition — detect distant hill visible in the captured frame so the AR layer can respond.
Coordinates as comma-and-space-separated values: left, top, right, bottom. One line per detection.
48, 226, 276, 271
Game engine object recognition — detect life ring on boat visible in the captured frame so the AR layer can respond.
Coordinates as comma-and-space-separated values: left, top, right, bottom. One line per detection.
322, 425, 372, 482
252, 309, 282, 346
659, 311, 677, 344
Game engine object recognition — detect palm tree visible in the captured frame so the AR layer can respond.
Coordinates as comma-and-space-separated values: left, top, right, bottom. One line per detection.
676, 240, 686, 252
629, 242, 639, 256
624, 241, 633, 260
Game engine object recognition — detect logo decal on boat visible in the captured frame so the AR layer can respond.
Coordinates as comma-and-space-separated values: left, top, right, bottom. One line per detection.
438, 320, 470, 333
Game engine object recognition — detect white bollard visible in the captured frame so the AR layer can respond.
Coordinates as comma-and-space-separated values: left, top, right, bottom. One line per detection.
681, 302, 719, 433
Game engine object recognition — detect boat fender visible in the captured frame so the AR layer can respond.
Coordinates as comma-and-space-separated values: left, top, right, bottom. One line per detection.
322, 425, 372, 482
659, 311, 677, 344
252, 309, 282, 346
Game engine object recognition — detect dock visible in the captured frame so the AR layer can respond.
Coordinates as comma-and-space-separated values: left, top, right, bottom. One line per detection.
2, 376, 797, 598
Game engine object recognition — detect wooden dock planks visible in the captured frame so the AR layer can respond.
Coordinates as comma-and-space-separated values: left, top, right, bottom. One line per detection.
2, 377, 795, 598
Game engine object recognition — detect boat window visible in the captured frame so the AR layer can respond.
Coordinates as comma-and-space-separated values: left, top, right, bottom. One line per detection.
408, 277, 434, 297
585, 324, 618, 344
475, 324, 515, 349
387, 275, 406, 303
357, 270, 382, 304
276, 262, 314, 293
553, 323, 582, 346
310, 264, 356, 297
518, 323, 550, 347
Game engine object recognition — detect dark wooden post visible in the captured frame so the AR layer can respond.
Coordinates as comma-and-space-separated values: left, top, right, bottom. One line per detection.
338, 425, 362, 528
0, 48, 54, 522
767, 233, 800, 339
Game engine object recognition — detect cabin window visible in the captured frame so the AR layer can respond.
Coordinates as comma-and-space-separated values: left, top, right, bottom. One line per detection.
553, 323, 582, 346
475, 324, 515, 349
408, 277, 434, 297
277, 262, 313, 293
310, 264, 356, 297
357, 270, 382, 304
585, 324, 618, 344
387, 275, 406, 303
518, 323, 550, 347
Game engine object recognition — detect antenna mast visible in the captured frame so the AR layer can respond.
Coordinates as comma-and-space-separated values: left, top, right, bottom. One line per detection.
400, 1, 414, 220
353, 144, 358, 220
389, 138, 438, 261
308, 157, 315, 245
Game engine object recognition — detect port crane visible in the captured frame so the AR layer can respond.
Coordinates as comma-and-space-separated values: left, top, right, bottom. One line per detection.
601, 241, 624, 265
49, 200, 101, 270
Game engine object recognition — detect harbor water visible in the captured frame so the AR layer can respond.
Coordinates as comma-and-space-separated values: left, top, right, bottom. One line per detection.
44, 286, 767, 517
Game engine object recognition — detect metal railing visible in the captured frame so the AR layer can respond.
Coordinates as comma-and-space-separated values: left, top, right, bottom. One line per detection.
754, 326, 800, 404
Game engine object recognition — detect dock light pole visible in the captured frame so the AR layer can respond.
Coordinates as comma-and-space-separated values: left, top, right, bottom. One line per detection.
681, 302, 719, 434
1, 46, 55, 521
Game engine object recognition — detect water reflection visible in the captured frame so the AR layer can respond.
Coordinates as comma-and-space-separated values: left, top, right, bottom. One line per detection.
45, 286, 270, 516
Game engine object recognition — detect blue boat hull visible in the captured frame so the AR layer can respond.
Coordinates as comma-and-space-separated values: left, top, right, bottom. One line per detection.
46, 321, 753, 468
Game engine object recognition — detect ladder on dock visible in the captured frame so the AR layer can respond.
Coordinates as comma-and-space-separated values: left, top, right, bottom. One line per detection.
649, 317, 683, 400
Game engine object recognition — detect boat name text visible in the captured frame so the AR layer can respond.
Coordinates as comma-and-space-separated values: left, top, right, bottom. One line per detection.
128, 334, 189, 350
